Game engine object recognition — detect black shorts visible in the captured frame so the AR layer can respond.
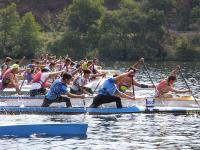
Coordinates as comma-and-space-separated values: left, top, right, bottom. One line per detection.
41, 96, 72, 107
89, 94, 122, 108
30, 88, 46, 96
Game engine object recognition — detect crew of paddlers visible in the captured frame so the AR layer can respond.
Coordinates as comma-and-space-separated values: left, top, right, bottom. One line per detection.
0, 55, 190, 108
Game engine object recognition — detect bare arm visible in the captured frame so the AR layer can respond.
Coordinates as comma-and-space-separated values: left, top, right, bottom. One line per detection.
132, 79, 141, 87
133, 79, 155, 88
66, 93, 85, 99
169, 86, 190, 93
116, 91, 135, 100
170, 65, 180, 77
49, 70, 64, 76
18, 56, 26, 66
132, 58, 144, 69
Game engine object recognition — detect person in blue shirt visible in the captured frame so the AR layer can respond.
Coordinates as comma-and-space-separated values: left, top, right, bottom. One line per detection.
42, 72, 85, 107
89, 70, 136, 108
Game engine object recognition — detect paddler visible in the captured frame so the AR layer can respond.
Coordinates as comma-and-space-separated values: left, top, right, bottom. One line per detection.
26, 59, 37, 84
1, 64, 20, 94
30, 67, 64, 96
41, 72, 85, 107
70, 69, 93, 95
88, 58, 105, 79
1, 57, 13, 78
89, 70, 136, 108
156, 65, 190, 98
116, 58, 155, 95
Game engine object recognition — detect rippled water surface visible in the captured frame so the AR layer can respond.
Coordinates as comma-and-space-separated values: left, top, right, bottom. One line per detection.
0, 114, 200, 150
0, 62, 200, 149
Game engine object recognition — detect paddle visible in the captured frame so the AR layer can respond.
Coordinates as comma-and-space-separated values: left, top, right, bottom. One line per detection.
142, 62, 162, 107
80, 71, 86, 109
19, 77, 25, 92
92, 74, 105, 94
18, 56, 26, 66
131, 78, 135, 96
179, 68, 200, 107
130, 58, 146, 96
19, 67, 27, 94
143, 62, 158, 95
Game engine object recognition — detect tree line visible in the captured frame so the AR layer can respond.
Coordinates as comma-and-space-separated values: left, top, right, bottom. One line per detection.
0, 0, 199, 61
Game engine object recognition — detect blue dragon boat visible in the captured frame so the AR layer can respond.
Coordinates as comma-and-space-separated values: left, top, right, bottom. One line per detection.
0, 123, 88, 137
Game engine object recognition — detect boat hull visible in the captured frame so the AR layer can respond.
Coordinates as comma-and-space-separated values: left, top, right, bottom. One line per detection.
0, 95, 199, 108
0, 106, 199, 114
0, 123, 88, 137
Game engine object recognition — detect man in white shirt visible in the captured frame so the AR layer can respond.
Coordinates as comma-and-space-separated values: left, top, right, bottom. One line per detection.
30, 67, 63, 96
70, 69, 93, 95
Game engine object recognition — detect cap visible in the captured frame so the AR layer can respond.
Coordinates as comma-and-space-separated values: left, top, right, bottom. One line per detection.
12, 64, 19, 69
42, 67, 51, 72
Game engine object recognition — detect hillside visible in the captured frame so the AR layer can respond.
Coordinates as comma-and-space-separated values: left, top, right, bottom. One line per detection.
0, 0, 199, 60
0, 0, 199, 31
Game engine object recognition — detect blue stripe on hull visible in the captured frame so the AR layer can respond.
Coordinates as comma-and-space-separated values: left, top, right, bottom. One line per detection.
0, 106, 200, 114
0, 95, 45, 99
0, 123, 88, 137
0, 106, 86, 114
0, 106, 142, 114
86, 106, 141, 114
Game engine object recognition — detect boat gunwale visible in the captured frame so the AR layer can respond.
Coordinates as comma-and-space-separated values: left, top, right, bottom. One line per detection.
0, 106, 200, 115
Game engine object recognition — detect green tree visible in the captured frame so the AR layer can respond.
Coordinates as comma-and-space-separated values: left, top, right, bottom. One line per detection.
191, 5, 200, 30
143, 0, 176, 13
50, 0, 104, 59
175, 37, 199, 61
0, 3, 20, 57
98, 0, 167, 61
98, 0, 142, 60
13, 12, 43, 58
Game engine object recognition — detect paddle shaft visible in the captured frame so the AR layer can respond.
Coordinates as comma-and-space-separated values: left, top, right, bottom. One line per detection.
132, 78, 135, 96
19, 79, 25, 91
19, 69, 26, 93
143, 63, 158, 94
179, 69, 200, 107
80, 72, 86, 107
92, 76, 104, 94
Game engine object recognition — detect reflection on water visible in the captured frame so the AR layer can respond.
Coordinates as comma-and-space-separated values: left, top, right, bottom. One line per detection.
0, 62, 200, 149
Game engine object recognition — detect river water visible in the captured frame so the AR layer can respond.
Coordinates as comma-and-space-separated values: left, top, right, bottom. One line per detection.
0, 61, 200, 149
